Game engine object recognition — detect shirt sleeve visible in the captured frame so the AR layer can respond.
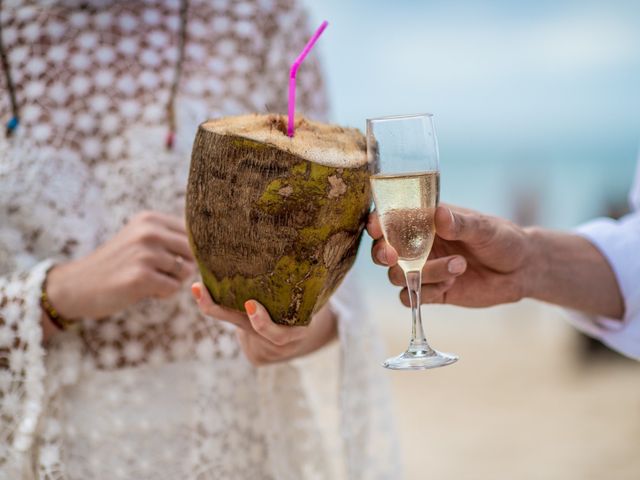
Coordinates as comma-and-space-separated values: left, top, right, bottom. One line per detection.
565, 212, 640, 359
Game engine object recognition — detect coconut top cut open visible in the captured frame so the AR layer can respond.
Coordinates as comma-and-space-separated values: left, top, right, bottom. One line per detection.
200, 114, 368, 169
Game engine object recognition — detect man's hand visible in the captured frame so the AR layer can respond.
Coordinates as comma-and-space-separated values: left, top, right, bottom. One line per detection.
191, 283, 337, 366
367, 204, 624, 319
368, 205, 530, 307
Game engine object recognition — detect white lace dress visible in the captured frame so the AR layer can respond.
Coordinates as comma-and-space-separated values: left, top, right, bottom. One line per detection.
0, 1, 399, 479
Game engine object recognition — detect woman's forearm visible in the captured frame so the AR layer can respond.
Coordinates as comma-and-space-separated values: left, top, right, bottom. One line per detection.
41, 312, 59, 344
303, 305, 338, 353
523, 227, 625, 319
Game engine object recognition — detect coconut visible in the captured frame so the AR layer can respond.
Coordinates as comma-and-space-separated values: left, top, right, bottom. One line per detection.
186, 114, 370, 326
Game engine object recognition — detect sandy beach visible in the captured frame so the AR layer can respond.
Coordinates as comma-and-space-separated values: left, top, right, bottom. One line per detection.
379, 300, 640, 479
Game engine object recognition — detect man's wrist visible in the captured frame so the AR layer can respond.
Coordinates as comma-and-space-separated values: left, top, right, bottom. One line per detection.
520, 226, 550, 301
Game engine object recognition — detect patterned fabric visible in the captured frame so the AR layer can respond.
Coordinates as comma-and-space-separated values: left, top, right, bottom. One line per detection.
0, 1, 399, 479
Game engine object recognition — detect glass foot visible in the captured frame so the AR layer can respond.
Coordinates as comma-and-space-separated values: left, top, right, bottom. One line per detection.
383, 347, 458, 370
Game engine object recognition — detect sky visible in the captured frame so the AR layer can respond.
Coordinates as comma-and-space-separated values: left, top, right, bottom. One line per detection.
303, 0, 640, 227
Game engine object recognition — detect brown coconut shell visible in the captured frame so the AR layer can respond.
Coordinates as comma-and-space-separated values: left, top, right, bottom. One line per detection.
186, 114, 371, 326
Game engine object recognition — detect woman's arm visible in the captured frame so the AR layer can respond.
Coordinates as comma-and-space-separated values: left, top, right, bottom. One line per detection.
192, 283, 337, 366
40, 211, 196, 342
0, 261, 53, 460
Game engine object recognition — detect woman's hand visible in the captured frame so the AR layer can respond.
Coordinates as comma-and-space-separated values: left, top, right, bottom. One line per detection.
46, 211, 196, 320
191, 283, 337, 366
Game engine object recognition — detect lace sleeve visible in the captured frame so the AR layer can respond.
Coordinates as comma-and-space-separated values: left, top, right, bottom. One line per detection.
329, 271, 403, 479
0, 259, 52, 472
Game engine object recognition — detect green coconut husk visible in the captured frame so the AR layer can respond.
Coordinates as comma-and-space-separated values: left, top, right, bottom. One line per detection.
186, 114, 371, 326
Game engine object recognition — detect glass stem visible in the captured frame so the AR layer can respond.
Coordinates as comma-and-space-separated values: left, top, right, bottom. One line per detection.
404, 269, 433, 354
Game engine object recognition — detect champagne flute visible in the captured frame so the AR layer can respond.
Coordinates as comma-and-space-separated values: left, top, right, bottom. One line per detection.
367, 113, 458, 370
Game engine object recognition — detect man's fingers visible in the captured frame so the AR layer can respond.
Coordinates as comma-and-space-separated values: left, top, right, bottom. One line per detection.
387, 255, 467, 287
399, 278, 456, 306
368, 211, 400, 266
191, 283, 251, 330
372, 239, 399, 266
366, 211, 384, 239
244, 300, 307, 346
435, 205, 495, 245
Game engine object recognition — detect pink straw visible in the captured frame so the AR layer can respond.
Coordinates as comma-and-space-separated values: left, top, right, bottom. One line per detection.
287, 20, 329, 137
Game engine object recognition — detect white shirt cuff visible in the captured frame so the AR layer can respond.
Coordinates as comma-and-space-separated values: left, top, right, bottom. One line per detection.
565, 213, 640, 360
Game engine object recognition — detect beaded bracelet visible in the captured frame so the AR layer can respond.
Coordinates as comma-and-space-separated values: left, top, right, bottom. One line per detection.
40, 267, 78, 331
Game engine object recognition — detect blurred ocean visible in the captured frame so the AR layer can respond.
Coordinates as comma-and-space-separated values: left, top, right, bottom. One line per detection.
303, 0, 640, 296
304, 0, 640, 228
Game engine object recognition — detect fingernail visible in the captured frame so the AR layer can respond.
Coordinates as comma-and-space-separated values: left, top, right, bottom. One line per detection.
448, 257, 466, 274
244, 300, 257, 316
376, 246, 388, 265
191, 284, 202, 301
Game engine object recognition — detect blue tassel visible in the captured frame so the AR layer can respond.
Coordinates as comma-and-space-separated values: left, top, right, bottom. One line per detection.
6, 116, 19, 136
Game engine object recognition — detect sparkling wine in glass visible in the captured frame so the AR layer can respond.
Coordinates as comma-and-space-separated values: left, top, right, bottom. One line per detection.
367, 113, 458, 370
